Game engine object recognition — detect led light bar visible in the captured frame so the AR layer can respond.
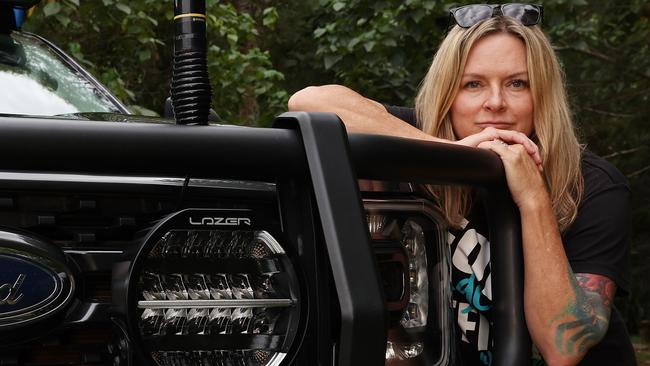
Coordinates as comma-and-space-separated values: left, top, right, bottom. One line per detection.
138, 299, 294, 309
127, 209, 301, 366
151, 350, 286, 366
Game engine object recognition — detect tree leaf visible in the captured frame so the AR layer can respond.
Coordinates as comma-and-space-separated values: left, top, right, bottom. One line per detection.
43, 2, 62, 17
348, 37, 361, 49
314, 28, 327, 38
115, 3, 132, 15
262, 7, 278, 28
57, 15, 71, 27
138, 50, 151, 62
383, 39, 397, 47
323, 54, 342, 69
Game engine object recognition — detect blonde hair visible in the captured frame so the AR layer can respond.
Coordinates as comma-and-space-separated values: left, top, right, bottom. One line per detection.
415, 17, 583, 232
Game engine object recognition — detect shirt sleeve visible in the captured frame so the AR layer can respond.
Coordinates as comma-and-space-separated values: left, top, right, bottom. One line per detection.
383, 105, 417, 127
562, 154, 631, 294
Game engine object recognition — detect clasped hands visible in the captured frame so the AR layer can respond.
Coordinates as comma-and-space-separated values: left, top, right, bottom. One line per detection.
454, 127, 548, 209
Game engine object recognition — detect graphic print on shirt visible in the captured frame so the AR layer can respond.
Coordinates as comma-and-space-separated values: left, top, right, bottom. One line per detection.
448, 218, 494, 364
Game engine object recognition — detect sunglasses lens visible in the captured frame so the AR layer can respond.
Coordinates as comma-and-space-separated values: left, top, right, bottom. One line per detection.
452, 5, 493, 28
502, 4, 541, 26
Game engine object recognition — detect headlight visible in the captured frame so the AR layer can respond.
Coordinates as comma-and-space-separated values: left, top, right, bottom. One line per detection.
365, 199, 452, 366
127, 209, 301, 366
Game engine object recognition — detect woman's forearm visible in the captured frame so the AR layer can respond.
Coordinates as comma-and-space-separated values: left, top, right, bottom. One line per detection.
520, 196, 610, 365
288, 84, 440, 141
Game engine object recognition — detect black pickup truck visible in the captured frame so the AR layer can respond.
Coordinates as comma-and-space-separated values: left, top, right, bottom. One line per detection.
0, 1, 530, 365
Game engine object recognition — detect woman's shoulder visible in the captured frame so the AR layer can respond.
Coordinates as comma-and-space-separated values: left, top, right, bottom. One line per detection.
580, 149, 630, 203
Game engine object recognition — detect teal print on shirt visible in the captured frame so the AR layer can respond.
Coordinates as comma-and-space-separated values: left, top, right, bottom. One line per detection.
455, 273, 491, 313
480, 351, 493, 366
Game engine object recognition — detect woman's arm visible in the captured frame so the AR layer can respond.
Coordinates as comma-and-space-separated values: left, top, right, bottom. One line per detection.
288, 84, 543, 166
556, 273, 616, 356
288, 84, 438, 141
481, 142, 614, 366
519, 194, 614, 365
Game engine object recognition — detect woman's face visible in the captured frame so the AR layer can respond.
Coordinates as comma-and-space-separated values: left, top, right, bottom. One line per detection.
450, 33, 534, 139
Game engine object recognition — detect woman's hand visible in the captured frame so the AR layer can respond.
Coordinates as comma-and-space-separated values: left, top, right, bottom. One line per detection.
455, 127, 543, 171
478, 140, 548, 210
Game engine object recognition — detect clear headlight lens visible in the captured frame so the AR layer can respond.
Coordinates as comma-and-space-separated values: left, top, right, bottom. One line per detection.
365, 200, 452, 366
131, 210, 300, 366
400, 220, 428, 328
385, 340, 425, 361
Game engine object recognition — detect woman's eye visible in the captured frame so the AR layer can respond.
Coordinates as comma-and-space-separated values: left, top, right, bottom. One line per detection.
464, 81, 481, 88
510, 79, 529, 88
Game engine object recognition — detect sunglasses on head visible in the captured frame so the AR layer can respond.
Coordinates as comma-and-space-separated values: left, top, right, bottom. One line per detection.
449, 3, 543, 28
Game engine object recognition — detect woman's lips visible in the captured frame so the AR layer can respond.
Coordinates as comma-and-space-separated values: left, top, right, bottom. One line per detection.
477, 122, 513, 129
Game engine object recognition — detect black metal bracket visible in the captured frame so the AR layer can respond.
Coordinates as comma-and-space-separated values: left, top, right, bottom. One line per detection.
348, 132, 531, 366
274, 112, 388, 366
0, 113, 531, 365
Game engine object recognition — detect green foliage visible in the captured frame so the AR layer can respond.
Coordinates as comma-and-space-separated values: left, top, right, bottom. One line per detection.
24, 0, 288, 125
309, 0, 447, 104
203, 2, 287, 125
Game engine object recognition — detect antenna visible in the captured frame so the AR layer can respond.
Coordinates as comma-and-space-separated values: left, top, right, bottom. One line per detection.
170, 0, 212, 125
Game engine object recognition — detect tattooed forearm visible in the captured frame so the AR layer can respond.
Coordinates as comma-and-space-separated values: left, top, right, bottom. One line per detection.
575, 273, 616, 307
553, 273, 615, 356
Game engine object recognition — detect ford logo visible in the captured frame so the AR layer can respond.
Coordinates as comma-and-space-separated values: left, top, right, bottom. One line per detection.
0, 231, 74, 330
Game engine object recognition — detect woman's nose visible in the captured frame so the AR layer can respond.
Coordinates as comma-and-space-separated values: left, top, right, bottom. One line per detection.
483, 87, 506, 111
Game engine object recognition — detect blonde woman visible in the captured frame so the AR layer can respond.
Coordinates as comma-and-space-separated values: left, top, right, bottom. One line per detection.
289, 4, 634, 366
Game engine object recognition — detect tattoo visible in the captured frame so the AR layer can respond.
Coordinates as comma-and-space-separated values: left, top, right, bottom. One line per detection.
553, 273, 616, 356
574, 273, 616, 307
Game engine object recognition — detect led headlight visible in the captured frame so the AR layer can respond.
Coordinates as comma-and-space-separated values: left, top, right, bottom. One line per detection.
127, 209, 301, 366
365, 199, 452, 366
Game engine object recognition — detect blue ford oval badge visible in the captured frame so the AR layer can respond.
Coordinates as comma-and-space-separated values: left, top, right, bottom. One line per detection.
0, 232, 74, 329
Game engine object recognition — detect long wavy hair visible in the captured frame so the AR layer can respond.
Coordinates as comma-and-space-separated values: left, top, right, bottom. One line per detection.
415, 17, 583, 232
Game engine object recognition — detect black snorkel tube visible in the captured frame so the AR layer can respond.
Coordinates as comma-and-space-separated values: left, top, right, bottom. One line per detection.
170, 0, 212, 125
0, 1, 39, 32
0, 6, 17, 33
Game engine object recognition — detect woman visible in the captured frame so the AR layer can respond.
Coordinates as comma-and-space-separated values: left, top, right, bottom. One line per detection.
289, 4, 634, 366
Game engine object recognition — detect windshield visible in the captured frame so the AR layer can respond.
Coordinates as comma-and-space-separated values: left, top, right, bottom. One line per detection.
0, 32, 123, 116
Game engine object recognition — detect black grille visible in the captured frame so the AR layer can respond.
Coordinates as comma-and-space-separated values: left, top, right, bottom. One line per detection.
1, 325, 114, 366
0, 191, 178, 250
0, 172, 278, 366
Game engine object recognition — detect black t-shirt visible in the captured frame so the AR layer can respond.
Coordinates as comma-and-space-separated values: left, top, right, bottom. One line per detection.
385, 105, 636, 366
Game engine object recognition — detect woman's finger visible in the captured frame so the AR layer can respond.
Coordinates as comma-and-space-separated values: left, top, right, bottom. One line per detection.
457, 128, 543, 172
458, 128, 540, 162
454, 127, 495, 147
477, 140, 493, 149
493, 130, 542, 166
487, 138, 511, 156
478, 139, 511, 157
